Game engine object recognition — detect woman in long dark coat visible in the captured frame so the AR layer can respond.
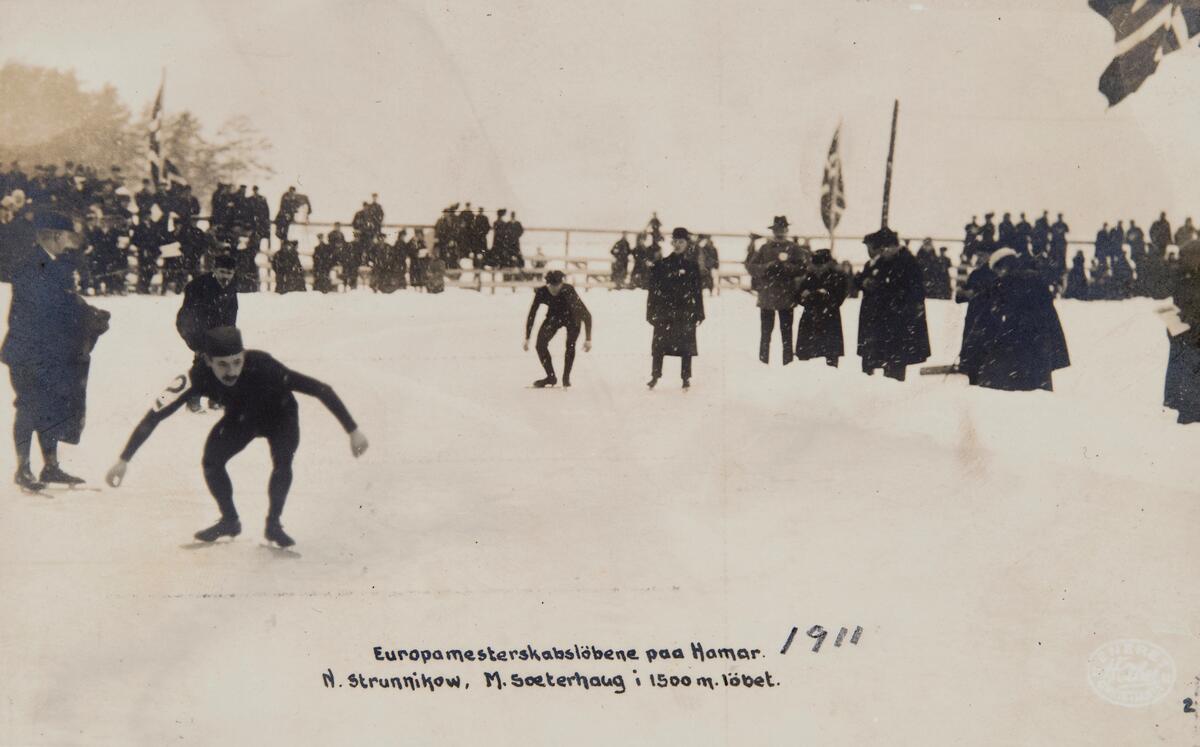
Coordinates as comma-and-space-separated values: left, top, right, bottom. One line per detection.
794, 249, 847, 366
955, 256, 997, 385
972, 249, 1070, 392
856, 228, 931, 381
646, 227, 704, 388
1164, 244, 1200, 423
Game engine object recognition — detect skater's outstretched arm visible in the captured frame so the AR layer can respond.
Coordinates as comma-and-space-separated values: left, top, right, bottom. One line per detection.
107, 372, 195, 486
524, 289, 545, 344
282, 369, 359, 428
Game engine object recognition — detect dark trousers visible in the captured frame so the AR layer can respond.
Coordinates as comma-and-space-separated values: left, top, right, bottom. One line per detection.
652, 353, 692, 380
201, 410, 300, 522
760, 308, 794, 364
9, 364, 65, 466
535, 320, 580, 379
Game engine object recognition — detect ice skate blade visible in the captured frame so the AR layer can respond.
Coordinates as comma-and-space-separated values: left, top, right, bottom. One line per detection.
260, 542, 302, 558
179, 539, 234, 550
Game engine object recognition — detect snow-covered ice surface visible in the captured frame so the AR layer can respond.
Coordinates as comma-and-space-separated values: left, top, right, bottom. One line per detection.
2, 285, 1198, 745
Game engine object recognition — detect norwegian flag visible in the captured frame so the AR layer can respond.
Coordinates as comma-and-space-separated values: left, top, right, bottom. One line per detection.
820, 125, 845, 234
1091, 0, 1200, 106
148, 74, 164, 184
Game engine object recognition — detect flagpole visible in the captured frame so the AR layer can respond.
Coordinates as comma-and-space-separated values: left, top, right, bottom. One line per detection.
880, 99, 899, 229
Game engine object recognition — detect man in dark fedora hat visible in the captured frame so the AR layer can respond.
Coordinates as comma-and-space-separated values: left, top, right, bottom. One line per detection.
646, 227, 705, 389
2, 209, 110, 491
748, 216, 803, 364
856, 227, 930, 381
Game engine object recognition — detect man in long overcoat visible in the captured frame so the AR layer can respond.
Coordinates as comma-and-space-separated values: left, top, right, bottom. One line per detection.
856, 227, 930, 381
646, 227, 705, 389
2, 210, 109, 490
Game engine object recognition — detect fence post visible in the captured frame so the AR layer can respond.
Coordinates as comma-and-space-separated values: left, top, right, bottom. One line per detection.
565, 230, 571, 261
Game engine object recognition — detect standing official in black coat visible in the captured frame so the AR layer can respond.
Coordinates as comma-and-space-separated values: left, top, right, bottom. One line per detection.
646, 227, 704, 389
856, 227, 930, 381
969, 248, 1070, 392
2, 211, 109, 490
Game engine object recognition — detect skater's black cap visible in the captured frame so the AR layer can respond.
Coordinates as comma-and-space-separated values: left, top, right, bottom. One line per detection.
214, 254, 237, 269
204, 326, 244, 357
671, 227, 690, 241
546, 270, 565, 284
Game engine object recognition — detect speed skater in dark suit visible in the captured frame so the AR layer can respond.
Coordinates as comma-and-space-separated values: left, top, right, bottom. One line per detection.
104, 326, 369, 547
523, 269, 593, 388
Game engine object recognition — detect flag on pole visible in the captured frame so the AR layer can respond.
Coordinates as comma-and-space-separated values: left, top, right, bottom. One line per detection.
820, 125, 845, 233
148, 73, 165, 184
1090, 0, 1200, 106
164, 158, 187, 187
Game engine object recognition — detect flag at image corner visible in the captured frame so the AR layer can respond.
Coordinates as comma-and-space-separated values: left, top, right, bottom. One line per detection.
820, 125, 845, 233
148, 76, 164, 183
1090, 0, 1200, 106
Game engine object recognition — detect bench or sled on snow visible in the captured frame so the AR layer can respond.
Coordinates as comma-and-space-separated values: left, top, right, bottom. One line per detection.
919, 363, 963, 376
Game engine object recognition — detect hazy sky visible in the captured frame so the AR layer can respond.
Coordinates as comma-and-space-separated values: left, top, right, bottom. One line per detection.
4, 0, 1200, 240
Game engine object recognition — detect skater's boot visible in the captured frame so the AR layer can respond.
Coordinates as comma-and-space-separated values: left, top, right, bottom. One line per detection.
40, 464, 85, 486
14, 465, 44, 492
532, 375, 557, 388
682, 378, 691, 390
265, 519, 295, 548
562, 374, 572, 388
646, 376, 659, 389
194, 516, 242, 542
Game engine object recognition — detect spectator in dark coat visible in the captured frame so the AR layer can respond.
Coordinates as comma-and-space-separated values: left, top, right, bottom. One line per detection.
971, 248, 1070, 392
1063, 252, 1089, 300
1150, 212, 1172, 256
249, 186, 272, 247
274, 186, 312, 241
610, 233, 631, 289
271, 240, 307, 294
856, 227, 931, 381
794, 249, 848, 367
1032, 211, 1050, 256
698, 235, 719, 294
630, 233, 651, 289
998, 213, 1015, 249
2, 211, 109, 490
752, 217, 801, 364
1050, 213, 1070, 272
424, 248, 446, 294
311, 234, 337, 293
1164, 243, 1200, 423
646, 227, 705, 389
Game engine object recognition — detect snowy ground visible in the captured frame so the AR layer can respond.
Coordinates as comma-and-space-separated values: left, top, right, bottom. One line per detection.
2, 285, 1198, 745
